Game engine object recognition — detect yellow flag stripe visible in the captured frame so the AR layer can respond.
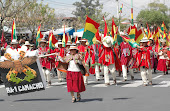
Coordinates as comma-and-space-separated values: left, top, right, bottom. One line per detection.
129, 28, 135, 35
136, 33, 144, 43
84, 23, 97, 34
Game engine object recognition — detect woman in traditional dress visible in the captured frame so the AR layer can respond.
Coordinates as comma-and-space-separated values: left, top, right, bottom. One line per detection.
58, 46, 86, 103
157, 39, 169, 75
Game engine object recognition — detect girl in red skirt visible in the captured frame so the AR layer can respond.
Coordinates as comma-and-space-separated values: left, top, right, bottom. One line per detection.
157, 39, 169, 75
61, 46, 86, 103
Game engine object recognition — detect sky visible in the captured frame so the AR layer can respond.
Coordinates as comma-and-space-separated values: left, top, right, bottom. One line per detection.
39, 0, 170, 19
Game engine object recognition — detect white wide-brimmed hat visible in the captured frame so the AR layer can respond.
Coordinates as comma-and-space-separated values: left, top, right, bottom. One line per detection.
76, 41, 80, 44
55, 43, 58, 48
39, 39, 47, 43
140, 37, 149, 43
160, 39, 166, 42
24, 41, 31, 46
102, 36, 113, 47
57, 41, 63, 45
71, 43, 76, 46
66, 41, 71, 45
11, 39, 18, 44
149, 37, 153, 40
80, 38, 87, 42
69, 46, 79, 51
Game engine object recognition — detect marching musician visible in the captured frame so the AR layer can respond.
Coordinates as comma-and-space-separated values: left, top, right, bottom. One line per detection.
99, 36, 117, 85
38, 39, 55, 85
119, 35, 133, 81
137, 37, 152, 86
157, 39, 169, 75
55, 41, 66, 82
78, 38, 89, 85
149, 38, 158, 73
91, 38, 103, 81
6, 39, 20, 60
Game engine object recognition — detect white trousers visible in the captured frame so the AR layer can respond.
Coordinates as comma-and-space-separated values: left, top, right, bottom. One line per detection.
57, 69, 66, 81
42, 69, 51, 82
122, 65, 134, 80
83, 66, 89, 84
140, 67, 152, 85
95, 65, 100, 80
104, 64, 116, 84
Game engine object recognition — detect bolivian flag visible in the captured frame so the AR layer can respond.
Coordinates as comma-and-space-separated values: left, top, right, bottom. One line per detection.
121, 35, 138, 48
155, 37, 160, 53
11, 19, 17, 40
135, 29, 144, 43
82, 16, 100, 45
146, 23, 151, 39
111, 18, 117, 38
161, 21, 167, 32
128, 25, 137, 39
49, 31, 58, 50
36, 25, 43, 46
154, 27, 160, 41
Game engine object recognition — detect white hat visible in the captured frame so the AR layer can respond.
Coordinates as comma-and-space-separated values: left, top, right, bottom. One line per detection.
58, 39, 62, 42
102, 36, 113, 47
80, 38, 87, 42
11, 39, 18, 44
71, 43, 76, 46
120, 32, 125, 35
160, 39, 166, 42
140, 37, 149, 43
66, 41, 71, 45
76, 41, 80, 44
24, 41, 31, 46
55, 43, 58, 48
69, 46, 79, 51
57, 41, 63, 45
39, 39, 46, 43
149, 37, 153, 40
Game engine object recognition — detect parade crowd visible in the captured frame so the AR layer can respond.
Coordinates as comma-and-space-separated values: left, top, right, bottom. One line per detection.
0, 29, 169, 102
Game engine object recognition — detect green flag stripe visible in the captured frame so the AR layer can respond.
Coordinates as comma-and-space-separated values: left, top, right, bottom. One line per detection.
82, 30, 95, 45
129, 34, 135, 39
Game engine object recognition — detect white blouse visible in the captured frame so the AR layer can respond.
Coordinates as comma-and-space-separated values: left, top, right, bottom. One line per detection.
67, 60, 81, 72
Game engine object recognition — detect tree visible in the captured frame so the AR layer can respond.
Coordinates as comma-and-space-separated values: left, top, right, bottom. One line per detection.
0, 0, 33, 37
16, 1, 57, 35
136, 2, 170, 30
72, 0, 109, 29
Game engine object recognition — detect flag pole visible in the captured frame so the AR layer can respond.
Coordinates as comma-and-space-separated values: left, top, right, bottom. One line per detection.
116, 0, 120, 32
131, 0, 134, 26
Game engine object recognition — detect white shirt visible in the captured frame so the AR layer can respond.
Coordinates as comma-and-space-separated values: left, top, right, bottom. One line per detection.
67, 60, 81, 72
158, 51, 168, 60
6, 48, 20, 60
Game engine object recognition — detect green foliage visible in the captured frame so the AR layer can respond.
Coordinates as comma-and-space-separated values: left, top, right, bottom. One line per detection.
136, 2, 170, 30
72, 0, 109, 28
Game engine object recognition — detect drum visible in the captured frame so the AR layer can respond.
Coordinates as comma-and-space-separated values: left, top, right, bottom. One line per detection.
57, 62, 68, 73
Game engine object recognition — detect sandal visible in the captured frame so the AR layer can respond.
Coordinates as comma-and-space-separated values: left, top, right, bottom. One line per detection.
77, 94, 81, 102
72, 97, 76, 103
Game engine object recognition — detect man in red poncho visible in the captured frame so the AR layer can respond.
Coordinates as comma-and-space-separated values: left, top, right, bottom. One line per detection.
38, 39, 55, 85
99, 36, 117, 85
137, 37, 152, 86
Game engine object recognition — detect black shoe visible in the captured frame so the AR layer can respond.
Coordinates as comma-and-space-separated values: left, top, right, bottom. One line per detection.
77, 94, 81, 102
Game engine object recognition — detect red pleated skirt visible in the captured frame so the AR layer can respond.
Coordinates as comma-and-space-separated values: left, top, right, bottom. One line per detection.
157, 59, 167, 72
66, 71, 86, 92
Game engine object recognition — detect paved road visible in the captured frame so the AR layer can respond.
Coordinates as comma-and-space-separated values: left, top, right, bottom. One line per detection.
0, 71, 170, 111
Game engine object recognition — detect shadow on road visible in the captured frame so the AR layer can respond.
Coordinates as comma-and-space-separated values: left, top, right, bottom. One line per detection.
0, 99, 4, 102
113, 97, 132, 100
80, 98, 103, 103
13, 98, 61, 102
